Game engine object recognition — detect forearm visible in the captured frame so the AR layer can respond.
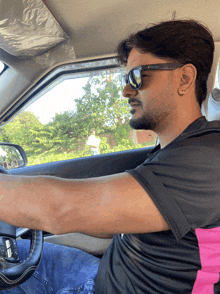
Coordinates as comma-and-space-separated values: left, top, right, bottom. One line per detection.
0, 174, 60, 232
0, 174, 107, 235
0, 174, 104, 235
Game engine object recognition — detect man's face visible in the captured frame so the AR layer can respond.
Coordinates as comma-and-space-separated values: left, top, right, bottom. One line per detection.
122, 48, 180, 132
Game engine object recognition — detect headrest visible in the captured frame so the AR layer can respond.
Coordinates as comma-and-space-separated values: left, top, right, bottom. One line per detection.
206, 88, 220, 121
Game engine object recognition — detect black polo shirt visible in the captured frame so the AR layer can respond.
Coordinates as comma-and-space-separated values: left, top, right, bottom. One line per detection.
95, 117, 220, 294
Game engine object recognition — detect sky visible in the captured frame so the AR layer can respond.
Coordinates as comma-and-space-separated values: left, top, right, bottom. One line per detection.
0, 61, 4, 74
27, 77, 89, 124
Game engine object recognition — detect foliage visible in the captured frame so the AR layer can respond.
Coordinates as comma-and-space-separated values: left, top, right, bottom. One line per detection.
73, 74, 130, 136
99, 137, 111, 154
113, 124, 131, 145
0, 111, 42, 152
27, 141, 154, 166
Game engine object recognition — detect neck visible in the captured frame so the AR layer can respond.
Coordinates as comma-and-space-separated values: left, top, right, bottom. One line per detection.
156, 105, 202, 149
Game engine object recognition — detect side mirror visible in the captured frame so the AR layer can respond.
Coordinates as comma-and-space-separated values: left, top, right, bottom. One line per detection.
0, 143, 27, 170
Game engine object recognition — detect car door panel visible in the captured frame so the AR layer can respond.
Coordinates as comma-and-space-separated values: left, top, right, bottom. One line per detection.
9, 146, 154, 178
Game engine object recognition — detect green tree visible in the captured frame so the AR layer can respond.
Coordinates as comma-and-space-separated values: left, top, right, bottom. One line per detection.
74, 74, 131, 141
0, 111, 42, 154
31, 111, 81, 154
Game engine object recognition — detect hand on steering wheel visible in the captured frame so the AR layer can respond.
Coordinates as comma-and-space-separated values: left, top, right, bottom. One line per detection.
0, 166, 44, 290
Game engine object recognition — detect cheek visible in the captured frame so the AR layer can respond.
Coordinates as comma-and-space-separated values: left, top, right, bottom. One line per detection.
140, 79, 176, 113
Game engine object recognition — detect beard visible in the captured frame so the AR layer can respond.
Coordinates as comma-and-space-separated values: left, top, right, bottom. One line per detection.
128, 98, 158, 130
129, 109, 157, 130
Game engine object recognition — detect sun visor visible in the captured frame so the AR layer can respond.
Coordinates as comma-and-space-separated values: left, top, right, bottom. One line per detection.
0, 0, 68, 57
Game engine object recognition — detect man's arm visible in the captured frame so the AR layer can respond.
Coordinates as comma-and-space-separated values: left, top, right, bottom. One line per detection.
87, 144, 98, 148
0, 173, 169, 236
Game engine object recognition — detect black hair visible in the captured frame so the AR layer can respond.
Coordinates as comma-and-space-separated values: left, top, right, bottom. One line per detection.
117, 20, 214, 106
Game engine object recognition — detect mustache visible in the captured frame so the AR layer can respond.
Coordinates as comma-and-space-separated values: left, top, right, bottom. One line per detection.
128, 98, 142, 105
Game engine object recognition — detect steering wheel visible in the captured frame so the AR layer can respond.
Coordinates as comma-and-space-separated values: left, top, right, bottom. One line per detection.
0, 166, 43, 290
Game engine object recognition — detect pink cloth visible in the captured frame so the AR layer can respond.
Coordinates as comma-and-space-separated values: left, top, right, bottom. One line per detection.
192, 227, 220, 293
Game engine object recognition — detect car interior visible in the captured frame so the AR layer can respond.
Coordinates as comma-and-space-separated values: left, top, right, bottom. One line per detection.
0, 0, 220, 289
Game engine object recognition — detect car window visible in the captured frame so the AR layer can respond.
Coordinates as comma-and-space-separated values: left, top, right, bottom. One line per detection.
0, 59, 157, 166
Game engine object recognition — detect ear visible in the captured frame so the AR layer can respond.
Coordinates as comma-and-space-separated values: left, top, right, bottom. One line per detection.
177, 64, 197, 96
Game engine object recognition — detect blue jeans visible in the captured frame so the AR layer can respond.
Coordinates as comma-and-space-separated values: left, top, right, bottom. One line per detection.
0, 240, 100, 294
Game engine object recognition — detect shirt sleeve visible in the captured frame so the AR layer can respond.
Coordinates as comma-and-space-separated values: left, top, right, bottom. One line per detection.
127, 144, 220, 241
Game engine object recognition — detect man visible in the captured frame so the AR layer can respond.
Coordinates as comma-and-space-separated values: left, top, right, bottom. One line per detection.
1, 19, 220, 293
86, 129, 100, 155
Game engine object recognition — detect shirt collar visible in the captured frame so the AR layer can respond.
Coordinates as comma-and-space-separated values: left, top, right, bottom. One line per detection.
180, 116, 207, 135
149, 116, 207, 155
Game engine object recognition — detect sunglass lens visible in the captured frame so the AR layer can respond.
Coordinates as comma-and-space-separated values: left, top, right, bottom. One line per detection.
129, 69, 141, 89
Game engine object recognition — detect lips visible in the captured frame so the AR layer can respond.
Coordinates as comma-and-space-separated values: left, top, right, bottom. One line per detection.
129, 99, 142, 115
130, 102, 140, 107
128, 98, 141, 107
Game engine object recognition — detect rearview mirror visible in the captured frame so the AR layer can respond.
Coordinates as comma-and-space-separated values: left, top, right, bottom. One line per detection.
0, 143, 27, 170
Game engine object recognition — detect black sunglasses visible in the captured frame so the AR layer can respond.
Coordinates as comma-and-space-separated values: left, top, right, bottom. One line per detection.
121, 63, 183, 90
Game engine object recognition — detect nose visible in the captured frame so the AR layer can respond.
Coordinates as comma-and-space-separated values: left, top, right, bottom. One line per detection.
122, 83, 138, 99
